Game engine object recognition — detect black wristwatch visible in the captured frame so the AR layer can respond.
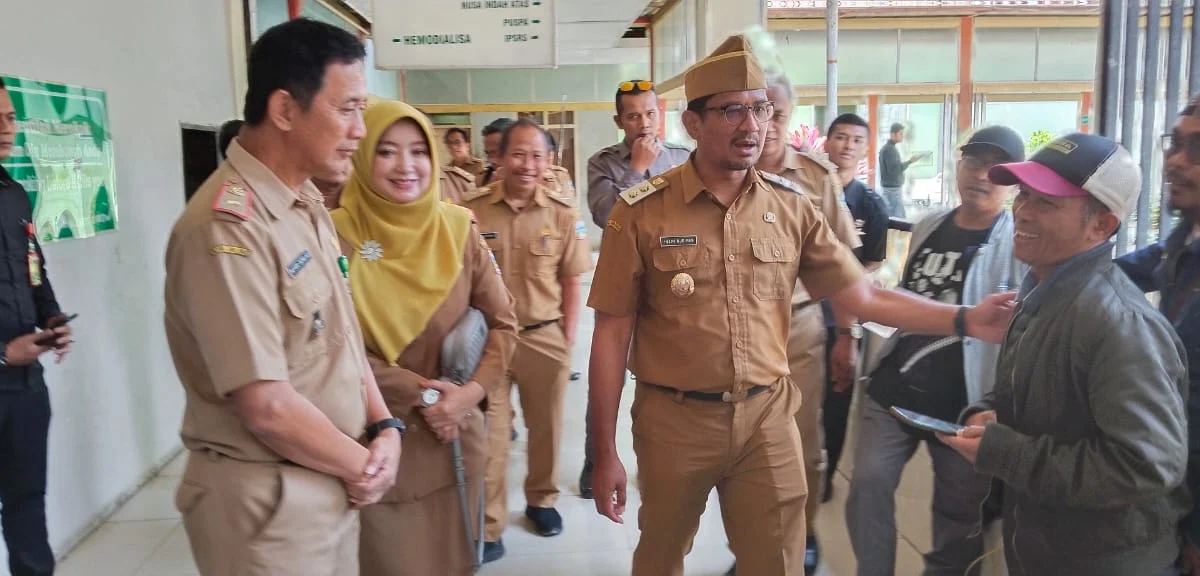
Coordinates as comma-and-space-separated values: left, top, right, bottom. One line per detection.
365, 417, 406, 441
954, 306, 969, 338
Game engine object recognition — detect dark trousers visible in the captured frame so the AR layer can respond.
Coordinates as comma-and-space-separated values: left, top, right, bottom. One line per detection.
822, 327, 854, 484
0, 384, 54, 576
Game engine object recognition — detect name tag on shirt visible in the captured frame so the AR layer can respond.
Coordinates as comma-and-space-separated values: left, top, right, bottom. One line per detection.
481, 232, 499, 240
660, 235, 698, 247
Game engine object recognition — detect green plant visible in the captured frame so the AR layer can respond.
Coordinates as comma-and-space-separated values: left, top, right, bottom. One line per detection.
1027, 130, 1054, 154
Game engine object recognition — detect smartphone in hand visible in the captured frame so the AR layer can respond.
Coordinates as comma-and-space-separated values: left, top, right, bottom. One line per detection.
888, 406, 965, 436
35, 313, 77, 347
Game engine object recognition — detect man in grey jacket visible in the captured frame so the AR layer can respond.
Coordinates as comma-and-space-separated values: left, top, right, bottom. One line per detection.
848, 125, 1027, 576
943, 133, 1190, 576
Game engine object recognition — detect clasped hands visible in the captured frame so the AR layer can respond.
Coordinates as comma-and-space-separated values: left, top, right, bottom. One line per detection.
346, 427, 401, 509
419, 379, 485, 443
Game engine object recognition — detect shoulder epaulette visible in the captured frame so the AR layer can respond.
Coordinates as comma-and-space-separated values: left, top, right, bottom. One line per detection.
662, 141, 692, 151
799, 149, 839, 174
619, 175, 669, 206
212, 180, 252, 221
760, 171, 806, 196
462, 186, 492, 203
547, 192, 575, 207
446, 165, 475, 182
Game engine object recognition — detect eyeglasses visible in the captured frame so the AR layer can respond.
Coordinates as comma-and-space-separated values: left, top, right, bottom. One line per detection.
619, 81, 654, 92
702, 101, 775, 126
1162, 132, 1200, 164
960, 155, 1002, 173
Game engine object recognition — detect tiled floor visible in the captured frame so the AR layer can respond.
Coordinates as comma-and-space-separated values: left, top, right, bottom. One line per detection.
53, 273, 954, 576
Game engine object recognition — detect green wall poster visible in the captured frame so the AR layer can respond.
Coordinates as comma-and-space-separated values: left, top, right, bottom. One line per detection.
0, 75, 118, 243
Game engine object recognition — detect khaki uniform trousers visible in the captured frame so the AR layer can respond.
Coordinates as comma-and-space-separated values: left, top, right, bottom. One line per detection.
484, 322, 571, 541
175, 450, 358, 576
631, 378, 808, 576
789, 302, 828, 528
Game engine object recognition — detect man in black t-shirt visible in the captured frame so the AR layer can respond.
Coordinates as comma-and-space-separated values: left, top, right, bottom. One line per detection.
819, 114, 889, 501
846, 125, 1027, 576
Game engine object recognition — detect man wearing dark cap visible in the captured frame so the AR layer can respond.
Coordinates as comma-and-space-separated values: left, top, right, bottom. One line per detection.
848, 125, 1028, 576
587, 35, 1018, 576
942, 133, 1190, 576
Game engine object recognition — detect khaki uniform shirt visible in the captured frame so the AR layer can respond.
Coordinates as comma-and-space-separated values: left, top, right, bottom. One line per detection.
451, 157, 487, 182
773, 146, 861, 306
164, 140, 367, 462
588, 161, 863, 393
462, 181, 593, 327
440, 165, 476, 204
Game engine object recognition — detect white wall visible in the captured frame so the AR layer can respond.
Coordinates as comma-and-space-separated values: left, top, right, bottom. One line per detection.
0, 0, 234, 563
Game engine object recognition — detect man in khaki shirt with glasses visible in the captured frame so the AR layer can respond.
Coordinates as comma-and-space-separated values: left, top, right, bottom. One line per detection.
586, 34, 1019, 576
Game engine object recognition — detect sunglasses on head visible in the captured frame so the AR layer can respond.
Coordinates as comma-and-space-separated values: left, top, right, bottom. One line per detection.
619, 81, 654, 92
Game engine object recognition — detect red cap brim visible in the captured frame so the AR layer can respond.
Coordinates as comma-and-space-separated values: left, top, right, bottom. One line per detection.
988, 161, 1089, 198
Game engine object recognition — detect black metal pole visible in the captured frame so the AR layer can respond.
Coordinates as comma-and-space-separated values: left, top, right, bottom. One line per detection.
1191, 0, 1200, 96
1097, 0, 1126, 139
1163, 0, 1185, 239
1137, 0, 1161, 250
1117, 0, 1140, 254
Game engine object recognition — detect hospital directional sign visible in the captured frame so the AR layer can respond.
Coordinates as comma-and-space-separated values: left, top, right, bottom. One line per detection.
374, 0, 557, 70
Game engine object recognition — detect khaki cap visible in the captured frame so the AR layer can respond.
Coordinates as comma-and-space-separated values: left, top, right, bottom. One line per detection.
684, 34, 768, 103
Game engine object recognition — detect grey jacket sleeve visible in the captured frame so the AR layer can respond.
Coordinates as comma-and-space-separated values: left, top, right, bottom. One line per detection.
587, 151, 645, 228
975, 311, 1189, 509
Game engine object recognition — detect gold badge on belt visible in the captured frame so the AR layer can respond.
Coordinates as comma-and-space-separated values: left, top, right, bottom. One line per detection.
670, 272, 695, 298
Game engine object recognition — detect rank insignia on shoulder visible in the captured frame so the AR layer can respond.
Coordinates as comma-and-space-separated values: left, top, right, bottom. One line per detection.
606, 219, 622, 233
760, 171, 806, 196
619, 178, 665, 206
213, 181, 252, 220
211, 244, 251, 257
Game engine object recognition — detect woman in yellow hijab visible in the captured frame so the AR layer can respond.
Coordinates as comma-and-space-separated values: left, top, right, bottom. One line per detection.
331, 100, 518, 576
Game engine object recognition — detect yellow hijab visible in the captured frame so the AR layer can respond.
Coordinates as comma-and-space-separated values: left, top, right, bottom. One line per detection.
331, 100, 471, 364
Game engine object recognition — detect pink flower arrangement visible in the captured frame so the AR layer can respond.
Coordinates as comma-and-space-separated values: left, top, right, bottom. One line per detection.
789, 125, 871, 179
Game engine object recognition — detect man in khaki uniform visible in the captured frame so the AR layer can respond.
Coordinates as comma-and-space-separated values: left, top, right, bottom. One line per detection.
163, 20, 402, 576
444, 127, 487, 181
440, 164, 477, 204
587, 34, 1019, 576
753, 72, 862, 575
465, 118, 592, 559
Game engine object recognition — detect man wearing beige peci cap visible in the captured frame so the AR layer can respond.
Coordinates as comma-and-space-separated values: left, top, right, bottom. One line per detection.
586, 34, 1019, 576
942, 133, 1190, 576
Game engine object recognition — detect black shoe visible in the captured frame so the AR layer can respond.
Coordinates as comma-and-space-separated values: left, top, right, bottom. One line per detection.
525, 506, 563, 537
579, 460, 594, 499
482, 540, 505, 564
723, 564, 736, 576
805, 535, 820, 575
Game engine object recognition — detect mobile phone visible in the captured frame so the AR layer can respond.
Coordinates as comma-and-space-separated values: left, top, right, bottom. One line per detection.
35, 313, 78, 347
888, 406, 965, 436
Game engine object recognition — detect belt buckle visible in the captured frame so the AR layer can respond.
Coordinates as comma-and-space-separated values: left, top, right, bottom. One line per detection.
721, 389, 748, 403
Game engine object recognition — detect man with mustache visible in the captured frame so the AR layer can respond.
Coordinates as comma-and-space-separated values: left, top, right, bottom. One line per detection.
577, 79, 691, 498
1116, 96, 1200, 574
847, 125, 1027, 576
587, 35, 1017, 576
942, 133, 1189, 576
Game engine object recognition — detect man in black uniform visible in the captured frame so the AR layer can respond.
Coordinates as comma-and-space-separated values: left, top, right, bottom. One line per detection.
0, 79, 74, 576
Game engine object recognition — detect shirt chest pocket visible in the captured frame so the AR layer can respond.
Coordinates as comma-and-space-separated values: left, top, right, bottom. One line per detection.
527, 236, 562, 278
750, 237, 797, 301
650, 245, 710, 309
281, 276, 334, 370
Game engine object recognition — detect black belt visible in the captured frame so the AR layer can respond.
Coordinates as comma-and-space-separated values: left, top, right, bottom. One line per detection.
643, 381, 771, 403
522, 319, 558, 332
